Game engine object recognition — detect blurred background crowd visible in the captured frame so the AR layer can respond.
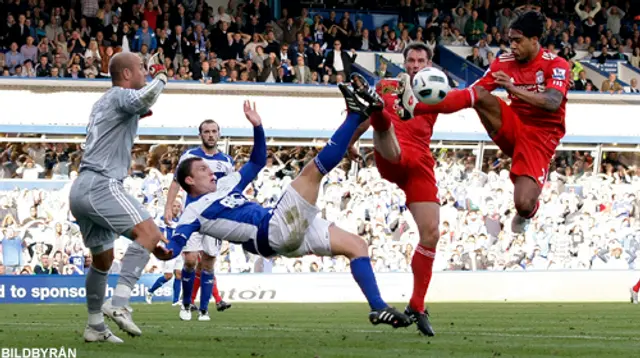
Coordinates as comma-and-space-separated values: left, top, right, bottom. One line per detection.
1, 0, 640, 276
2, 141, 640, 276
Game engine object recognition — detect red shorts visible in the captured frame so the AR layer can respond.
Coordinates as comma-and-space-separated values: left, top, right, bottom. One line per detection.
492, 99, 563, 188
374, 148, 439, 205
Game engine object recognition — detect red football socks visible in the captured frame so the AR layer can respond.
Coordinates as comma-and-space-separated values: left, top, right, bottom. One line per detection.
191, 273, 201, 304
409, 244, 436, 313
370, 109, 392, 131
414, 87, 476, 115
633, 280, 640, 293
213, 280, 222, 304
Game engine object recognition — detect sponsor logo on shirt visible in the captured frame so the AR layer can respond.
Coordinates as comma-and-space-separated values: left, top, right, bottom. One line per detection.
552, 68, 566, 80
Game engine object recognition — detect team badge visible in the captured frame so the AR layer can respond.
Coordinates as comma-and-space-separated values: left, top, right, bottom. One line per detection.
536, 70, 544, 85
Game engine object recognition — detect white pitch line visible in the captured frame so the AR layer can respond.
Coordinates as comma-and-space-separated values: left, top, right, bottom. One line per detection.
2, 322, 638, 342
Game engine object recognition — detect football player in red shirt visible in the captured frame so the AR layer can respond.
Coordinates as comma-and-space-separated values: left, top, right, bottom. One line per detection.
346, 42, 441, 336
416, 11, 570, 233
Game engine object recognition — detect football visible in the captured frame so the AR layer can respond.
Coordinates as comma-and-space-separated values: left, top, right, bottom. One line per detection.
411, 67, 451, 105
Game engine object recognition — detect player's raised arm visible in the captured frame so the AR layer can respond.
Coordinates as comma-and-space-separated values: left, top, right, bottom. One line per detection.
235, 100, 266, 190
110, 52, 168, 116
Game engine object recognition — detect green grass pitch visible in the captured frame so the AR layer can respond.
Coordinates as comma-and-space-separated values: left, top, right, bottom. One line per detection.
0, 302, 639, 357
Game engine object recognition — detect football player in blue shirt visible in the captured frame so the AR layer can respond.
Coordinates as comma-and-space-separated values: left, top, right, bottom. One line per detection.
163, 94, 411, 329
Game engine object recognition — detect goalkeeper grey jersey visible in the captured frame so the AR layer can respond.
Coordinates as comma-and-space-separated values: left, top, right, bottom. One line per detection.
79, 79, 165, 181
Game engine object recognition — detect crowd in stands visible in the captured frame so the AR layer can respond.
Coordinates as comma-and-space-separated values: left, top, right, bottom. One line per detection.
2, 141, 640, 276
2, 0, 640, 89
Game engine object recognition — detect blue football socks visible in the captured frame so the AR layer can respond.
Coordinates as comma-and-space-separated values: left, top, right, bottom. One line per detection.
199, 270, 215, 312
350, 257, 387, 311
181, 268, 196, 307
314, 112, 363, 175
148, 275, 168, 294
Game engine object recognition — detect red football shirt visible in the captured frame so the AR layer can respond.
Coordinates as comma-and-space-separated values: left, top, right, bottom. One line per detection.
472, 49, 571, 132
376, 79, 438, 154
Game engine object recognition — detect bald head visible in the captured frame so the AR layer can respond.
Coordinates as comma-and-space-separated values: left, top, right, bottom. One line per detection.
109, 52, 145, 89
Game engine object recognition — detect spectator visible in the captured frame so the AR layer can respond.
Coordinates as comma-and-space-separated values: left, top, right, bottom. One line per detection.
375, 61, 392, 78
324, 40, 356, 78
573, 70, 597, 91
20, 36, 38, 64
5, 42, 24, 74
605, 4, 625, 36
627, 78, 640, 93
9, 14, 30, 47
601, 73, 624, 94
464, 10, 484, 46
293, 55, 311, 84
466, 46, 484, 67
1, 228, 24, 274
133, 20, 157, 52
575, 0, 602, 21
33, 253, 59, 275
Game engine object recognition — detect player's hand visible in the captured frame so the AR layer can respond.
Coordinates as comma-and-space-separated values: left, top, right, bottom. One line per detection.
163, 205, 173, 225
149, 63, 168, 82
153, 245, 173, 260
492, 71, 514, 92
243, 100, 262, 126
347, 146, 361, 162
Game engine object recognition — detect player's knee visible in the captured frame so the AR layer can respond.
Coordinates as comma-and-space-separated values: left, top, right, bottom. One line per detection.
349, 235, 369, 259
418, 224, 439, 249
473, 86, 491, 107
132, 219, 165, 251
514, 195, 538, 218
200, 256, 214, 271
174, 271, 182, 280
183, 253, 198, 269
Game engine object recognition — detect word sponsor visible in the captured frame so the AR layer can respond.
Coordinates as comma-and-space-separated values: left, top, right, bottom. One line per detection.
0, 347, 76, 358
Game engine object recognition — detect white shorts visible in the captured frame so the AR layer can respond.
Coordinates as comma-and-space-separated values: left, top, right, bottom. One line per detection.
267, 185, 332, 257
184, 232, 222, 256
162, 253, 184, 274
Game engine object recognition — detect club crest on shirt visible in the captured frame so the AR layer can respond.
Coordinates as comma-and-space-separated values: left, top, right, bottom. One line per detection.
536, 70, 544, 85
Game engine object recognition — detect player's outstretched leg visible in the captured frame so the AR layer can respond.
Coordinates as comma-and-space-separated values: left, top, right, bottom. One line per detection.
326, 225, 412, 328
631, 279, 640, 304
84, 249, 123, 343
146, 273, 172, 304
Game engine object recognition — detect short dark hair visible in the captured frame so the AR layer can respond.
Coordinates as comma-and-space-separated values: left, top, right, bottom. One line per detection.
510, 11, 545, 39
198, 119, 219, 134
403, 42, 432, 61
176, 157, 202, 193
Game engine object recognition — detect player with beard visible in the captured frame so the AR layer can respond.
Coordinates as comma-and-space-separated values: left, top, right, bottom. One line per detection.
164, 119, 232, 321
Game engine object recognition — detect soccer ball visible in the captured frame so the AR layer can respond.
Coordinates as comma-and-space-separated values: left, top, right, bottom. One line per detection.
411, 67, 451, 105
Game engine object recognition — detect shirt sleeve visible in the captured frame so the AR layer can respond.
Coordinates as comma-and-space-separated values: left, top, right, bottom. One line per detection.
545, 57, 571, 96
167, 218, 201, 259
235, 125, 266, 191
115, 78, 166, 116
470, 59, 501, 92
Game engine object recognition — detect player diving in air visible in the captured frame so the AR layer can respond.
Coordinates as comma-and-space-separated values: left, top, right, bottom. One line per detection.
161, 98, 412, 328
